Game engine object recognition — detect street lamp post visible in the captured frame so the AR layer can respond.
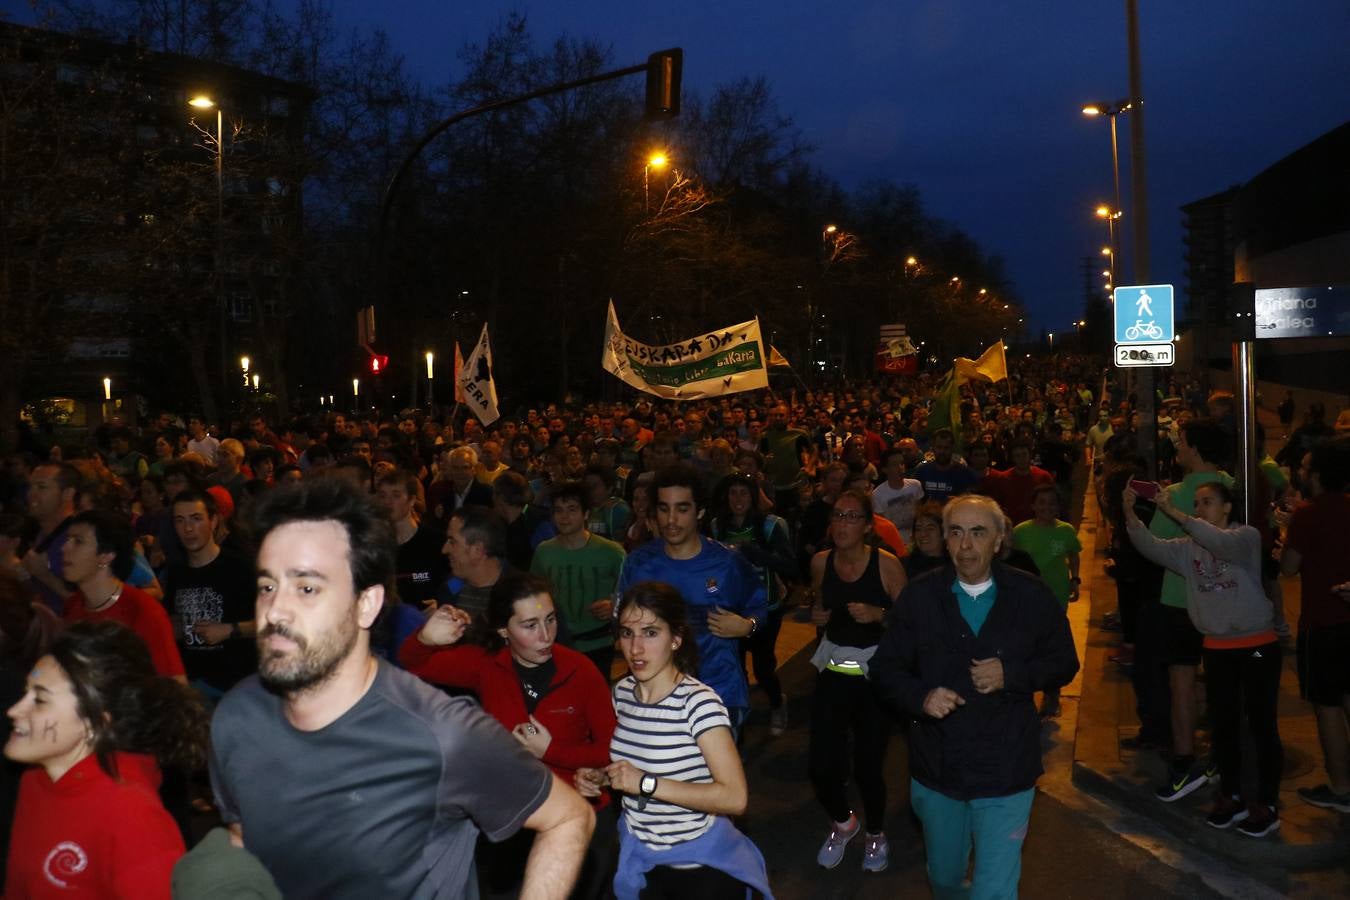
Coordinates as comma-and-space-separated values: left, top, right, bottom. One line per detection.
644, 152, 668, 216
190, 95, 227, 412
1082, 99, 1131, 268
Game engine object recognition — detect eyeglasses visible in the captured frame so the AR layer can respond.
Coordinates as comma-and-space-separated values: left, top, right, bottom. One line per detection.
831, 511, 867, 522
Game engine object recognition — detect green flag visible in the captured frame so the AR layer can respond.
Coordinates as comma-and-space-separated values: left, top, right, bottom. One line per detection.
927, 368, 963, 449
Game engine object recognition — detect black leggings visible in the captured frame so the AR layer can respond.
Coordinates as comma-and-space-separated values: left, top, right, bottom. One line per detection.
640, 864, 750, 899
1204, 642, 1283, 806
808, 669, 889, 832
740, 611, 784, 708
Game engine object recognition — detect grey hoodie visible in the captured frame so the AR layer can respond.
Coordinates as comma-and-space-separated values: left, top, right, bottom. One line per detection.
1126, 515, 1273, 641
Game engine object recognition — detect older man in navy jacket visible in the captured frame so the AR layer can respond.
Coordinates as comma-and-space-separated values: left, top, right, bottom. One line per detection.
871, 494, 1078, 900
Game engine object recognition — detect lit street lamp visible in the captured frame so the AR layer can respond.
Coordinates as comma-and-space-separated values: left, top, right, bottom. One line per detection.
102, 377, 111, 401
425, 351, 435, 409
644, 151, 668, 215
1096, 204, 1123, 290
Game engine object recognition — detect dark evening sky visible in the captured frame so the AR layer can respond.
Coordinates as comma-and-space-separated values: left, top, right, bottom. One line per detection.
325, 1, 1350, 335
13, 1, 1349, 336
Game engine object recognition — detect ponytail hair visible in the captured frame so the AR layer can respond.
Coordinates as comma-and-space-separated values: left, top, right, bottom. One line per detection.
49, 622, 209, 777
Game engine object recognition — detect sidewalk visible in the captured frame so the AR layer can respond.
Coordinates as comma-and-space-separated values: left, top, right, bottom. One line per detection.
1069, 477, 1349, 873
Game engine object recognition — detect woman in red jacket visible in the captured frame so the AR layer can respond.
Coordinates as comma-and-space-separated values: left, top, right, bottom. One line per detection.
399, 572, 618, 899
5, 621, 209, 899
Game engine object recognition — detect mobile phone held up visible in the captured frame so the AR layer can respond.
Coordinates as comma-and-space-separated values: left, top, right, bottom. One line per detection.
1128, 479, 1161, 501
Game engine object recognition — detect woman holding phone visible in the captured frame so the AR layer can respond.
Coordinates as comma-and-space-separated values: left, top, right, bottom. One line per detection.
1123, 480, 1283, 838
575, 581, 772, 900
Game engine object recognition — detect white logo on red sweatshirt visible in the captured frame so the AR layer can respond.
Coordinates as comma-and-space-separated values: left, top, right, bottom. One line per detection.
43, 841, 88, 887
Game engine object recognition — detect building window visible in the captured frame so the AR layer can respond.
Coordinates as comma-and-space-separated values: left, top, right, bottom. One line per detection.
229, 295, 252, 323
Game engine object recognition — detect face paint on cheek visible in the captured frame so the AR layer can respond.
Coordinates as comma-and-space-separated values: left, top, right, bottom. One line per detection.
43, 721, 58, 743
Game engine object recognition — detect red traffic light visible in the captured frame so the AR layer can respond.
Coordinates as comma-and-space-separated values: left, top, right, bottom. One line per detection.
368, 353, 389, 375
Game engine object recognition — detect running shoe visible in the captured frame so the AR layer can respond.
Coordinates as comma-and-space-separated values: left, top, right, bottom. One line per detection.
1236, 805, 1280, 838
1206, 794, 1249, 829
816, 814, 860, 869
1297, 784, 1350, 813
1156, 764, 1210, 802
861, 833, 889, 873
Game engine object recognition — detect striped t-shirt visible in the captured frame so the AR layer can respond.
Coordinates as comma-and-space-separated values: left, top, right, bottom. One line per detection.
610, 674, 731, 847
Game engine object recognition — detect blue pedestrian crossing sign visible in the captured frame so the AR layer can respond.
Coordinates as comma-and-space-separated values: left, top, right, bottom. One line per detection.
1114, 284, 1174, 344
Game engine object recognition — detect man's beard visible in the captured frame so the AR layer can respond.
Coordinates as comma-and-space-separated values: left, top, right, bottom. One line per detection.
257, 613, 360, 696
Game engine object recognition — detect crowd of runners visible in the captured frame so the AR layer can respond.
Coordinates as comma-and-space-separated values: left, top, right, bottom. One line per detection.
1, 351, 1347, 898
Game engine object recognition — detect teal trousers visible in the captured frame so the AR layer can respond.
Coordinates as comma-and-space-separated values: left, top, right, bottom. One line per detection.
910, 778, 1035, 900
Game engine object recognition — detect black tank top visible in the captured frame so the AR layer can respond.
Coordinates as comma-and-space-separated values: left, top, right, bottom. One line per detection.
821, 547, 889, 648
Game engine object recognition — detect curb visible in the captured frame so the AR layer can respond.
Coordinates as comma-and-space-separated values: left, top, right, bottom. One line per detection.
1071, 760, 1348, 872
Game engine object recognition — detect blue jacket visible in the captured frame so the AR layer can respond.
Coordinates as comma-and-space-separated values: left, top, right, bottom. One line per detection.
618, 537, 767, 710
870, 561, 1078, 800
614, 815, 772, 900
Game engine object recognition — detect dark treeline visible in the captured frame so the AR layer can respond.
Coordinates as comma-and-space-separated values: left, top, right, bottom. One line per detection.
8, 1, 1025, 429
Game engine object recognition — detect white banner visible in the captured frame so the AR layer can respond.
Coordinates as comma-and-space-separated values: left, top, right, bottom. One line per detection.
456, 325, 500, 425
601, 301, 769, 399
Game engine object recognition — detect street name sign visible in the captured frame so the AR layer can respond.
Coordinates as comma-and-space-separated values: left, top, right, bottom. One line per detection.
1254, 284, 1350, 339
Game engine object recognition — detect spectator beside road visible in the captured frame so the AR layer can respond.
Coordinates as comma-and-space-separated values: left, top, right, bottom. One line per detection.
1281, 435, 1350, 815
1125, 480, 1283, 837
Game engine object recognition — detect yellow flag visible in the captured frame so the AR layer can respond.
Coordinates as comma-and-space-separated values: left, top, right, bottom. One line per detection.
768, 345, 791, 368
954, 340, 1007, 384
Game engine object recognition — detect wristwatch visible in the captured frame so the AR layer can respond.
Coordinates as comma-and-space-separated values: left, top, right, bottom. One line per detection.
638, 773, 658, 810
746, 617, 759, 636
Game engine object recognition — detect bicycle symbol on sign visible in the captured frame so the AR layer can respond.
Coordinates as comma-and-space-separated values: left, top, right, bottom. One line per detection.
1124, 319, 1163, 341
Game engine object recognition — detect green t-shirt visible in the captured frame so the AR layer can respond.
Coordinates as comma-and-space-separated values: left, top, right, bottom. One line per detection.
529, 534, 626, 652
1150, 470, 1233, 608
760, 426, 810, 487
1012, 520, 1081, 606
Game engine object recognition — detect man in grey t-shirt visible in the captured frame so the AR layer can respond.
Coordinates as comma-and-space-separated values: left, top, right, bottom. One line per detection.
209, 480, 593, 899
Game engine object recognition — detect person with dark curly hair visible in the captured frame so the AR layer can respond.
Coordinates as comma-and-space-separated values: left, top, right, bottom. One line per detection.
576, 582, 770, 900
5, 621, 209, 898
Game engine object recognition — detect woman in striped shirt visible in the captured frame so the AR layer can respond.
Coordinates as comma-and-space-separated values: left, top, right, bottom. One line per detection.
576, 581, 772, 899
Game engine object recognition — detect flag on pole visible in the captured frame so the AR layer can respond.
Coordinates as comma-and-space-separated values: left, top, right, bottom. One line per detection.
768, 345, 791, 369
601, 301, 770, 399
456, 325, 499, 425
452, 341, 465, 403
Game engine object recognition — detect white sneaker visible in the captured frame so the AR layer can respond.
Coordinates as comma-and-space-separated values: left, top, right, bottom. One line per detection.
816, 814, 859, 869
769, 704, 788, 737
862, 832, 889, 873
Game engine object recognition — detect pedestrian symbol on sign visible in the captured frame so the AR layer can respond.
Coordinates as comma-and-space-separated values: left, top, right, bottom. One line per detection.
1114, 284, 1174, 344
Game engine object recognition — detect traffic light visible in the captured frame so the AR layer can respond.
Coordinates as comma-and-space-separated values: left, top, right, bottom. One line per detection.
645, 48, 682, 120
368, 353, 389, 375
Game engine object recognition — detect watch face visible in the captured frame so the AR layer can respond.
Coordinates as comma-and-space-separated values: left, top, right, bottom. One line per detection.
641, 774, 657, 795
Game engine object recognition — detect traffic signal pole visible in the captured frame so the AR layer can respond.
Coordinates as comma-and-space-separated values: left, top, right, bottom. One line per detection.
369, 50, 681, 404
